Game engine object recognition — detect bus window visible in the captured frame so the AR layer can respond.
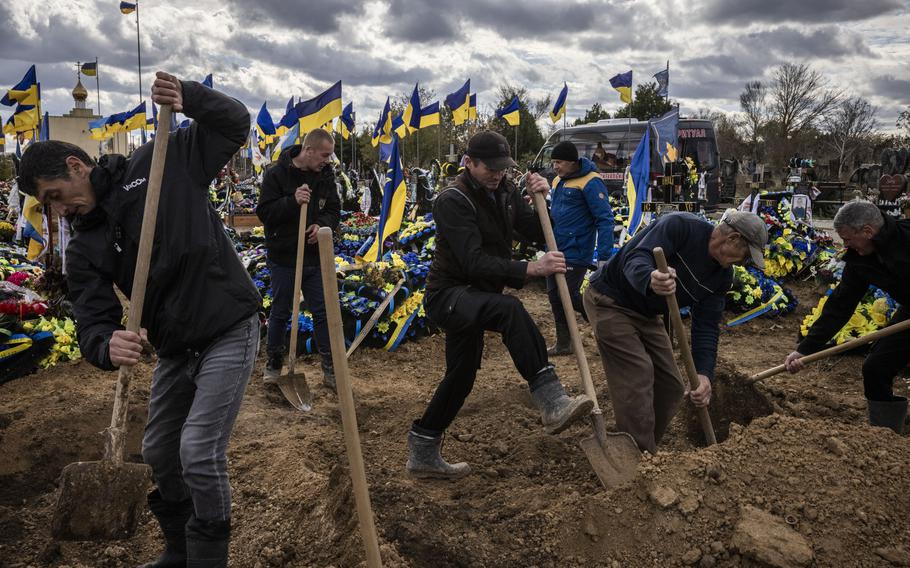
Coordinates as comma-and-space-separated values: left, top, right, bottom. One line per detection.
678, 138, 717, 171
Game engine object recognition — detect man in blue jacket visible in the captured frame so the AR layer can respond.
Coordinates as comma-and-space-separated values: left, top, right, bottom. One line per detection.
547, 141, 614, 355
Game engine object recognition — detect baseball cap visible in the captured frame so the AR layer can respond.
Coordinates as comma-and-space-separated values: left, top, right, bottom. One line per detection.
723, 211, 768, 269
465, 130, 517, 170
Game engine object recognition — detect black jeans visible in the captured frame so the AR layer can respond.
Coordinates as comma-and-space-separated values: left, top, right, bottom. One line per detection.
863, 306, 910, 401
266, 260, 331, 357
546, 263, 589, 326
415, 286, 549, 434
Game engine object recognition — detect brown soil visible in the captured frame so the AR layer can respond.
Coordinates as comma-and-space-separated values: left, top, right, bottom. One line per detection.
1, 279, 908, 567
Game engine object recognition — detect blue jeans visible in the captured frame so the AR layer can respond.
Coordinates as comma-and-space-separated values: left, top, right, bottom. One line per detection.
546, 263, 590, 326
141, 313, 259, 521
266, 260, 331, 357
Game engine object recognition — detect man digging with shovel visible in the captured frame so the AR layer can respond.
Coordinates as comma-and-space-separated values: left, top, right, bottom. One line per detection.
18, 72, 260, 567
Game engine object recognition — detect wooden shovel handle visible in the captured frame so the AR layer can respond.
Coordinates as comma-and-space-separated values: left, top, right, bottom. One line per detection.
316, 228, 382, 568
106, 105, 172, 463
288, 202, 309, 374
748, 317, 910, 384
653, 247, 717, 446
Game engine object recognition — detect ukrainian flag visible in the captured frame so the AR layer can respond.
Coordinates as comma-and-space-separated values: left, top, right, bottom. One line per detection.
20, 195, 46, 260
445, 80, 470, 125
402, 83, 421, 134
1, 65, 39, 107
550, 83, 567, 123
496, 96, 520, 127
123, 101, 147, 131
609, 71, 633, 104
276, 97, 296, 136
625, 127, 650, 237
371, 98, 392, 147
360, 136, 407, 263
80, 62, 98, 77
202, 74, 213, 88
418, 102, 440, 129
256, 102, 276, 148
392, 113, 407, 139
296, 81, 343, 134
340, 102, 354, 140
2, 104, 39, 135
119, 2, 136, 14
272, 122, 300, 162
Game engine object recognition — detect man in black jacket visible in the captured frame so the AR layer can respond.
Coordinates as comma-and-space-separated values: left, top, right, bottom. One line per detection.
407, 131, 593, 480
255, 128, 340, 390
583, 211, 767, 453
785, 200, 910, 433
18, 72, 259, 567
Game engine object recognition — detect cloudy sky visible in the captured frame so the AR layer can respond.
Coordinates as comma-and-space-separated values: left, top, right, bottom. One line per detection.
2, 0, 909, 139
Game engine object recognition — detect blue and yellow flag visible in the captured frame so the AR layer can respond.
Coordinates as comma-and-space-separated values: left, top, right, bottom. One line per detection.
38, 112, 49, 141
550, 83, 567, 123
1, 65, 39, 107
256, 102, 276, 148
124, 101, 147, 131
402, 83, 421, 134
89, 116, 107, 140
296, 81, 343, 134
496, 96, 520, 127
419, 101, 440, 129
340, 102, 354, 140
445, 80, 471, 126
610, 71, 633, 104
80, 62, 98, 77
392, 113, 407, 139
119, 2, 136, 14
202, 74, 213, 88
2, 104, 39, 135
468, 93, 477, 121
650, 107, 679, 164
20, 195, 46, 261
272, 121, 300, 162
276, 97, 296, 136
371, 97, 392, 147
360, 136, 407, 263
625, 128, 650, 237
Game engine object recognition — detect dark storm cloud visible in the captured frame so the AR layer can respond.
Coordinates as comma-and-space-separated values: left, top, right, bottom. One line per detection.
384, 0, 461, 43
701, 0, 902, 25
683, 55, 762, 80
742, 26, 874, 59
223, 0, 365, 33
870, 75, 910, 105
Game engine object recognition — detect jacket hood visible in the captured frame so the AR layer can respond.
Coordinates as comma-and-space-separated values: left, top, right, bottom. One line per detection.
277, 144, 303, 167
564, 157, 598, 179
71, 154, 129, 230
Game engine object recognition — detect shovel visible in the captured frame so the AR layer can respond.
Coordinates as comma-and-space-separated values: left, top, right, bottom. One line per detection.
316, 227, 383, 567
653, 247, 717, 446
277, 201, 314, 411
530, 191, 640, 490
51, 105, 174, 540
747, 317, 910, 384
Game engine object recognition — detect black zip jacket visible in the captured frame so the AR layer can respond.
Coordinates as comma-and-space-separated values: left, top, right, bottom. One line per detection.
66, 80, 261, 370
799, 213, 910, 355
590, 212, 733, 380
255, 145, 340, 267
425, 170, 544, 295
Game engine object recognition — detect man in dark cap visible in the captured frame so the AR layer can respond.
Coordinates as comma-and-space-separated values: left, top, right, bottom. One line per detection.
583, 210, 768, 453
406, 131, 593, 480
546, 141, 614, 356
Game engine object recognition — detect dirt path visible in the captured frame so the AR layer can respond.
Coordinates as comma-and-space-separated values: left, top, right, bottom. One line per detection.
1, 280, 908, 567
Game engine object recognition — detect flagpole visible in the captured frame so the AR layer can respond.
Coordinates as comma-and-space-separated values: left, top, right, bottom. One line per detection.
416, 129, 420, 167
135, 1, 146, 144
514, 124, 518, 162
666, 59, 670, 104
94, 57, 102, 116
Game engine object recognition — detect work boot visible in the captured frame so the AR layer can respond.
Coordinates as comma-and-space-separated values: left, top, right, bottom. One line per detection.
185, 515, 230, 568
547, 321, 573, 356
139, 489, 194, 568
263, 351, 283, 384
530, 368, 594, 435
321, 353, 336, 392
406, 429, 471, 480
868, 397, 908, 435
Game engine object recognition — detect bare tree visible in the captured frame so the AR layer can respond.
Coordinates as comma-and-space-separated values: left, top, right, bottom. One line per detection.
822, 97, 878, 178
739, 81, 768, 153
897, 108, 910, 140
769, 63, 842, 138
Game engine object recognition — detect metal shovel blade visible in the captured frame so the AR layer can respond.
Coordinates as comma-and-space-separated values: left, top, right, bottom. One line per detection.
277, 370, 313, 412
579, 431, 641, 490
51, 459, 151, 541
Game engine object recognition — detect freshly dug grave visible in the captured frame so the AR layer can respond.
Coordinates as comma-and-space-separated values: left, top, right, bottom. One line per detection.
1, 280, 907, 567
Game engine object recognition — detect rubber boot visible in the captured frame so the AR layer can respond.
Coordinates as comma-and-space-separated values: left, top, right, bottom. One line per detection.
547, 321, 573, 357
530, 369, 594, 435
868, 397, 908, 435
185, 515, 230, 568
321, 352, 336, 392
139, 489, 194, 568
406, 429, 471, 480
263, 351, 283, 384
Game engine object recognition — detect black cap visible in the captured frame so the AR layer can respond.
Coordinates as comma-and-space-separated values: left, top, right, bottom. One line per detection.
551, 141, 578, 162
465, 130, 517, 170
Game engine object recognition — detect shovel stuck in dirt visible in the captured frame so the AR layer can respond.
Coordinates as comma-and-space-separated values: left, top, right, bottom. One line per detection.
51, 105, 177, 540
530, 191, 640, 489
276, 201, 314, 412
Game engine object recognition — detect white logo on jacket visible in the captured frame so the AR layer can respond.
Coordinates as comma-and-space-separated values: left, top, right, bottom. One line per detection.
122, 178, 147, 192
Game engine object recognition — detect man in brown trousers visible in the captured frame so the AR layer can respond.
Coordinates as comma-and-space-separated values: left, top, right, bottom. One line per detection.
583, 211, 767, 453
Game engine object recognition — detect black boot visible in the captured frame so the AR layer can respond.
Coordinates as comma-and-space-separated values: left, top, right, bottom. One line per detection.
139, 490, 194, 568
263, 351, 284, 384
185, 515, 230, 568
868, 397, 908, 435
547, 321, 573, 356
406, 428, 471, 480
320, 352, 336, 392
529, 368, 593, 435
